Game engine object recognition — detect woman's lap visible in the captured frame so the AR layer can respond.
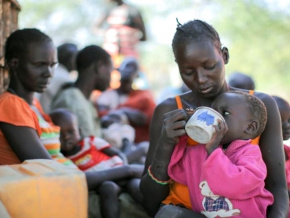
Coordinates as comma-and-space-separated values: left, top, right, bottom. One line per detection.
88, 191, 151, 218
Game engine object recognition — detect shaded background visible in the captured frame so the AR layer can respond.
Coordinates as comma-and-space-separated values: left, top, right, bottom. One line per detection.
17, 0, 290, 101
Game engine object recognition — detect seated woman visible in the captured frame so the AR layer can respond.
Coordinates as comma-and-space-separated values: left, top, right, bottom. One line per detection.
96, 57, 156, 143
140, 19, 288, 217
0, 28, 150, 218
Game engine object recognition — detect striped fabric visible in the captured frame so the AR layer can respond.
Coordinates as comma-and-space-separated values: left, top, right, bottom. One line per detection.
31, 99, 75, 167
67, 136, 124, 172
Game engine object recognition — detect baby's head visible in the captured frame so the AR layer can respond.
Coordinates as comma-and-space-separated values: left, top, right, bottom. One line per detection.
49, 108, 81, 153
272, 96, 290, 141
211, 91, 267, 145
100, 113, 122, 128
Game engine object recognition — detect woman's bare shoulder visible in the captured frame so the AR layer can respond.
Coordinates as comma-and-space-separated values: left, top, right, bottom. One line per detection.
253, 91, 277, 109
156, 96, 178, 112
230, 88, 276, 109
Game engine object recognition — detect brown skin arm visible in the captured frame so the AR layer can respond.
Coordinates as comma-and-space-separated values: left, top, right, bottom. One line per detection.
140, 98, 207, 217
140, 98, 190, 215
0, 123, 52, 161
103, 146, 128, 165
256, 92, 289, 218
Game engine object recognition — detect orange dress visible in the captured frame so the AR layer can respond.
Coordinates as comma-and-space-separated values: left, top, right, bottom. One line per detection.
0, 92, 41, 165
0, 92, 74, 166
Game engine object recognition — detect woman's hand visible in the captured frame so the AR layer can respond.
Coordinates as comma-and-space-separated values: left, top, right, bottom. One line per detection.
160, 109, 188, 146
140, 100, 191, 216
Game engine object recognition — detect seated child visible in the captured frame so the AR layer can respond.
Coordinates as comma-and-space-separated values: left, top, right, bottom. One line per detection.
101, 111, 149, 164
166, 91, 274, 217
101, 111, 136, 150
49, 108, 145, 218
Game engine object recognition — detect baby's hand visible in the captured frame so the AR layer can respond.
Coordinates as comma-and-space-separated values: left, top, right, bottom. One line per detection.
118, 152, 128, 165
205, 119, 228, 155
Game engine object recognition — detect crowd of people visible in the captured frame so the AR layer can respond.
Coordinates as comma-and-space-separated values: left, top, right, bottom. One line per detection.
0, 3, 289, 218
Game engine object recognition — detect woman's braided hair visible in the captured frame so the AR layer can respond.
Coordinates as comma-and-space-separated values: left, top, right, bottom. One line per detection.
172, 19, 222, 55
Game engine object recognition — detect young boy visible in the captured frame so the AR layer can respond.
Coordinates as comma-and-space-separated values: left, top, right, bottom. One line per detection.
167, 91, 274, 217
49, 108, 145, 218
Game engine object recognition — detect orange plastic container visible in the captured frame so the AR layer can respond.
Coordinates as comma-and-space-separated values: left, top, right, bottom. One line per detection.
0, 159, 88, 218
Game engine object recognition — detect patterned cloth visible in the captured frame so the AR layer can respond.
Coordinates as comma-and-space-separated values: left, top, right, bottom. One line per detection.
32, 99, 75, 167
67, 136, 123, 172
204, 197, 229, 211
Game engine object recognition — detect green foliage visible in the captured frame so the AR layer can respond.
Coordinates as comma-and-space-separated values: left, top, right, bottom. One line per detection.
18, 0, 105, 46
16, 0, 290, 100
213, 0, 290, 99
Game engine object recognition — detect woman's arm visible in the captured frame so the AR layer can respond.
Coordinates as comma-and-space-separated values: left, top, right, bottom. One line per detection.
0, 123, 52, 161
256, 93, 289, 218
140, 99, 188, 215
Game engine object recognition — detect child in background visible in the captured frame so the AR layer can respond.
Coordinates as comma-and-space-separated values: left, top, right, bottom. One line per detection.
166, 91, 273, 217
50, 108, 126, 171
272, 95, 290, 216
100, 111, 149, 164
49, 108, 145, 218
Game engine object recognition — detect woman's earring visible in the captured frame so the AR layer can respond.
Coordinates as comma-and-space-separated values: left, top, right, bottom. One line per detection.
221, 47, 229, 64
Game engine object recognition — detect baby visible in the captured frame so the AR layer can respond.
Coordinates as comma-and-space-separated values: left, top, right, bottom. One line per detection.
167, 91, 273, 217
